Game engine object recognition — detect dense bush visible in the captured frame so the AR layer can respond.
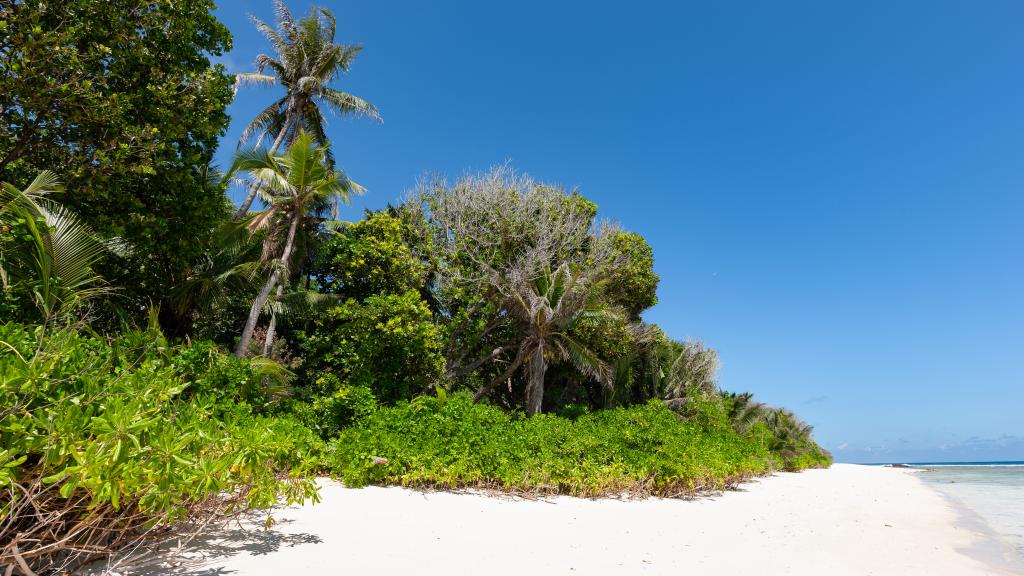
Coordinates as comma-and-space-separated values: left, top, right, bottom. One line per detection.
0, 0, 236, 326
0, 323, 321, 573
300, 291, 445, 404
312, 211, 429, 301
299, 211, 445, 426
326, 392, 829, 498
287, 374, 380, 440
172, 339, 295, 414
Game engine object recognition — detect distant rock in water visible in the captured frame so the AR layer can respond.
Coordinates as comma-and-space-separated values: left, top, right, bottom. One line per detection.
887, 464, 913, 468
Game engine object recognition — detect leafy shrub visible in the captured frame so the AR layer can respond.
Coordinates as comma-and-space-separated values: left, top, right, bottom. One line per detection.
327, 392, 797, 497
312, 211, 428, 301
172, 339, 293, 413
299, 211, 444, 406
0, 323, 321, 574
300, 290, 445, 404
288, 374, 380, 440
604, 231, 659, 318
718, 392, 832, 471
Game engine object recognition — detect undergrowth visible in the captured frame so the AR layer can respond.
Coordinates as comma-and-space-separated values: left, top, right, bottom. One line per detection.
0, 323, 322, 574
327, 392, 830, 498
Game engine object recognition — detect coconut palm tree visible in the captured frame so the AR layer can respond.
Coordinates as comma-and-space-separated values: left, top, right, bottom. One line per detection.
472, 263, 614, 415
764, 408, 816, 456
225, 132, 360, 357
722, 392, 770, 434
659, 340, 720, 407
232, 0, 380, 219
168, 218, 269, 324
0, 171, 125, 323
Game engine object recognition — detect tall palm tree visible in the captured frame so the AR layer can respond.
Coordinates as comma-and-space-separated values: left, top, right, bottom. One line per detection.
224, 132, 360, 357
0, 171, 125, 323
233, 0, 380, 219
472, 264, 614, 415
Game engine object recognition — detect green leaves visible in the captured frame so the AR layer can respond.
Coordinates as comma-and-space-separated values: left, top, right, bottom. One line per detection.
0, 171, 125, 322
302, 290, 444, 406
326, 392, 821, 496
0, 0, 235, 324
0, 322, 321, 571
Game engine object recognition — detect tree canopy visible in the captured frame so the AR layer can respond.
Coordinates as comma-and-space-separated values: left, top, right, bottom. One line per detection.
0, 0, 235, 327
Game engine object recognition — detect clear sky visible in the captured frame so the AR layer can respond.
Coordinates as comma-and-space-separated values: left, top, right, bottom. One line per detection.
211, 0, 1024, 463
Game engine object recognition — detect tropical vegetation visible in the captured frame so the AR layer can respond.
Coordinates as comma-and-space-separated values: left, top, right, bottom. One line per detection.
0, 1, 829, 573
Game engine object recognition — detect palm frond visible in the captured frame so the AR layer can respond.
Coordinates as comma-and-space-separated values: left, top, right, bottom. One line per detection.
272, 0, 298, 44
42, 203, 115, 293
302, 105, 335, 166
556, 332, 612, 389
1, 174, 123, 320
249, 14, 289, 57
320, 87, 381, 122
233, 72, 278, 94
19, 171, 63, 203
247, 356, 293, 399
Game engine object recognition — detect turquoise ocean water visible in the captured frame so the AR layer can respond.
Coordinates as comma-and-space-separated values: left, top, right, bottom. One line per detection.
908, 462, 1024, 568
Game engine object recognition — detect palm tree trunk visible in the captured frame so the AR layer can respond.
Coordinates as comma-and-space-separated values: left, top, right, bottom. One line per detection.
233, 112, 293, 220
262, 283, 284, 357
235, 212, 300, 357
526, 342, 546, 415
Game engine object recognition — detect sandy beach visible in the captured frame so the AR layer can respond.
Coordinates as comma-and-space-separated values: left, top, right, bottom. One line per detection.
107, 464, 1020, 575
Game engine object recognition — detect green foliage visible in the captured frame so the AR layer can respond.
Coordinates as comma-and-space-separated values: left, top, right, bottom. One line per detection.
314, 211, 428, 300
297, 210, 442, 409
0, 196, 41, 321
0, 323, 320, 572
0, 0, 235, 323
301, 290, 445, 404
288, 374, 379, 440
1, 171, 124, 323
172, 339, 292, 413
719, 392, 832, 471
605, 232, 659, 318
327, 392, 810, 497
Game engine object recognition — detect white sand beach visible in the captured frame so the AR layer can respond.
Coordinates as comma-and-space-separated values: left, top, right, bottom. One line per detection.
110, 464, 1020, 575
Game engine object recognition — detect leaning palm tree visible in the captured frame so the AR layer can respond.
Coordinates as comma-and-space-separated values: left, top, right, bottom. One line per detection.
233, 0, 380, 219
472, 264, 614, 415
0, 171, 125, 323
225, 132, 361, 357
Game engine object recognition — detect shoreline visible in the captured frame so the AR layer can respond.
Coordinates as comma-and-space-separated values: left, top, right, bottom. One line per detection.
96, 464, 1020, 576
918, 474, 1023, 574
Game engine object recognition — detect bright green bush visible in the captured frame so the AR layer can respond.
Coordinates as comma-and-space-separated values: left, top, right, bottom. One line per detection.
300, 290, 445, 404
0, 323, 321, 573
299, 210, 444, 407
288, 374, 380, 440
326, 392, 811, 497
312, 211, 428, 301
172, 339, 293, 414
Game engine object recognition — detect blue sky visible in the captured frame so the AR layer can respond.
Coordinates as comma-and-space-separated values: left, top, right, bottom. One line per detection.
211, 0, 1024, 463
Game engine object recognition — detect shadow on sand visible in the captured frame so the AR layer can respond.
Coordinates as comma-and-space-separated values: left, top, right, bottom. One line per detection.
86, 515, 323, 576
